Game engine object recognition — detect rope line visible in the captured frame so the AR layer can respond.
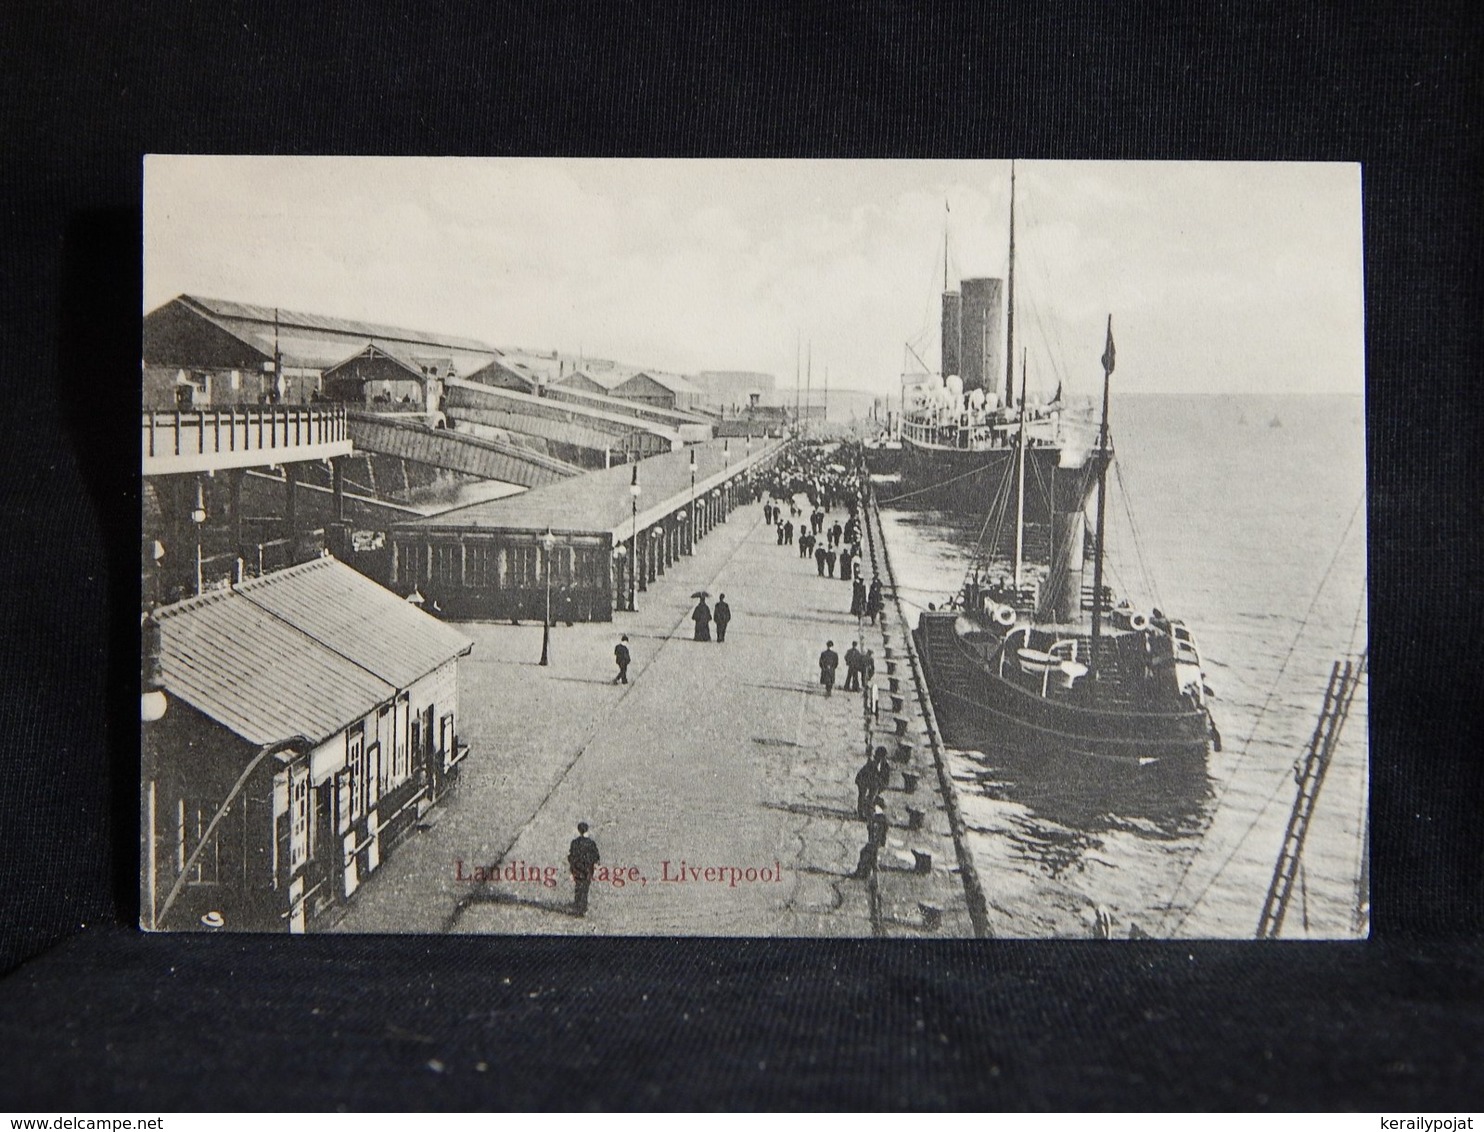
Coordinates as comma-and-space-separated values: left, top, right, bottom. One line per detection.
1155, 488, 1367, 933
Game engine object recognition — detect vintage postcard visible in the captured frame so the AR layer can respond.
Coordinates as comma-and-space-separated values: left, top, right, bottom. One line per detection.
140, 157, 1368, 938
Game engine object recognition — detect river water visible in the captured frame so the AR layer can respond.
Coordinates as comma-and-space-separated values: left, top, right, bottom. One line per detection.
876, 393, 1369, 939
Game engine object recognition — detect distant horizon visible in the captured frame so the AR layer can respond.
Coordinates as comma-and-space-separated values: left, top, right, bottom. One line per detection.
145, 157, 1365, 399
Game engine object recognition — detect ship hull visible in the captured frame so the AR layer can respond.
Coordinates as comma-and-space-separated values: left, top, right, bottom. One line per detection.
883, 434, 1101, 522
914, 612, 1211, 762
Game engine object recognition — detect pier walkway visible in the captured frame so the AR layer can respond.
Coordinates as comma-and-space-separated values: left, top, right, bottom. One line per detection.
333, 485, 978, 937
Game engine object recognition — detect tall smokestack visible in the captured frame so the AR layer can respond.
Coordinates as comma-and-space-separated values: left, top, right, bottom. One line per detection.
960, 277, 1004, 396
941, 290, 962, 379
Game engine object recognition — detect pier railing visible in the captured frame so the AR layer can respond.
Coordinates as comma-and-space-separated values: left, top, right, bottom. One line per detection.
143, 405, 354, 475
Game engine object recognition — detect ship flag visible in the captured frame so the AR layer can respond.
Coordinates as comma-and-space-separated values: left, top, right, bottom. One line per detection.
1101, 315, 1116, 376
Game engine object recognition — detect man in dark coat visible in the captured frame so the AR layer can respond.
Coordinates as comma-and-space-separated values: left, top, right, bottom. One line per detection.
851, 576, 867, 616
825, 548, 837, 578
568, 822, 601, 915
815, 545, 827, 576
784, 519, 794, 545
692, 596, 712, 641
866, 577, 884, 624
855, 745, 891, 817
839, 548, 852, 584
819, 640, 839, 697
843, 641, 862, 692
713, 594, 731, 643
613, 635, 631, 684
854, 800, 889, 878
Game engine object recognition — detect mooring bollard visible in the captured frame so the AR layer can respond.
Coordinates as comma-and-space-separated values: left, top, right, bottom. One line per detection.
906, 806, 924, 830
889, 693, 905, 713
919, 903, 942, 931
892, 742, 912, 765
888, 676, 901, 694
912, 849, 932, 874
902, 772, 919, 794
893, 716, 909, 737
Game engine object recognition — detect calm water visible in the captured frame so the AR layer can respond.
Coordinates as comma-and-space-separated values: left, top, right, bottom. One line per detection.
877, 393, 1369, 939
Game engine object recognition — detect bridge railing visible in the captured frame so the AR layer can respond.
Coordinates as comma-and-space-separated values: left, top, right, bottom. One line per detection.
143, 405, 348, 461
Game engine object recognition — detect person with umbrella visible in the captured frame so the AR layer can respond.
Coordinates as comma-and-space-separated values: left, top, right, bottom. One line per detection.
691, 592, 712, 641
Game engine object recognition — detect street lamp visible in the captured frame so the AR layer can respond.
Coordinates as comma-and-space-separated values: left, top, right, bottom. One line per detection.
190, 477, 207, 596
539, 528, 556, 666
688, 448, 697, 553
629, 465, 641, 607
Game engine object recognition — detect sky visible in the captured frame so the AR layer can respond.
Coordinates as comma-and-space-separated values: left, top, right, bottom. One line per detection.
144, 157, 1365, 399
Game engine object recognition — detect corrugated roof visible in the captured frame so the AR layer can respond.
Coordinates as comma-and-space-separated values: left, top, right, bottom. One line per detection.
618, 370, 704, 396
182, 296, 496, 355
154, 557, 473, 747
154, 586, 395, 747
397, 437, 779, 536
236, 557, 473, 688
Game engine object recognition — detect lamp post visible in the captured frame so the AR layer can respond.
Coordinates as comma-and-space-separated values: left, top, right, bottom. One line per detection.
539, 528, 556, 666
688, 448, 697, 553
190, 477, 207, 596
629, 465, 641, 608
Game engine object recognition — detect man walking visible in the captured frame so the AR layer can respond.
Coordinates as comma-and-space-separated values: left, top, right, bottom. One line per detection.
843, 641, 862, 692
613, 635, 631, 684
819, 640, 839, 697
815, 545, 827, 577
855, 746, 890, 818
866, 577, 884, 625
568, 821, 600, 915
714, 594, 731, 643
854, 800, 889, 878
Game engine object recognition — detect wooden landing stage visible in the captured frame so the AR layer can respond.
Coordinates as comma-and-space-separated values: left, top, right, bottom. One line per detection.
331, 473, 984, 937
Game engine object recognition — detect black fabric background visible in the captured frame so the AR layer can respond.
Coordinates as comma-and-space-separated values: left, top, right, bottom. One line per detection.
0, 0, 1479, 1110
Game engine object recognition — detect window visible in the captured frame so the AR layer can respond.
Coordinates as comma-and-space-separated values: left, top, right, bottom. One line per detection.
397, 541, 425, 587
288, 767, 310, 873
466, 542, 497, 588
431, 542, 461, 587
504, 545, 538, 589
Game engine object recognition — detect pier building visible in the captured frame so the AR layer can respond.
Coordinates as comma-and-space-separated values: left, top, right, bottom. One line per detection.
142, 556, 474, 934
388, 438, 783, 621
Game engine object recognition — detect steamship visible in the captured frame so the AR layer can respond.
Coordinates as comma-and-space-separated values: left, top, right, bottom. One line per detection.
904, 164, 1217, 762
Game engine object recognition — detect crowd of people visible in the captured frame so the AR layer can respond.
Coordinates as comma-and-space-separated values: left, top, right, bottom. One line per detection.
601, 441, 906, 887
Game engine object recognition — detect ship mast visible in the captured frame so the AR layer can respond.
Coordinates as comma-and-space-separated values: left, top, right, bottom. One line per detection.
1089, 315, 1115, 686
1014, 349, 1028, 588
1004, 161, 1016, 409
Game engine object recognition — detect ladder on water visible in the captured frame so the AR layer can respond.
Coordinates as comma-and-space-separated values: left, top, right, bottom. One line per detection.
1256, 651, 1368, 939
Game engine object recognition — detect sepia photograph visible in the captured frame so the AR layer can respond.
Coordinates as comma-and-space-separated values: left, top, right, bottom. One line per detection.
139, 156, 1368, 940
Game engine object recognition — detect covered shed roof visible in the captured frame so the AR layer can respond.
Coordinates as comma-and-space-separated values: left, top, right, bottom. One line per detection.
146, 295, 500, 376
153, 557, 473, 747
396, 437, 782, 539
236, 556, 473, 689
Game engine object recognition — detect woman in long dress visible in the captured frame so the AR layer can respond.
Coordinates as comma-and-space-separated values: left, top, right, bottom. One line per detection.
692, 597, 712, 641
